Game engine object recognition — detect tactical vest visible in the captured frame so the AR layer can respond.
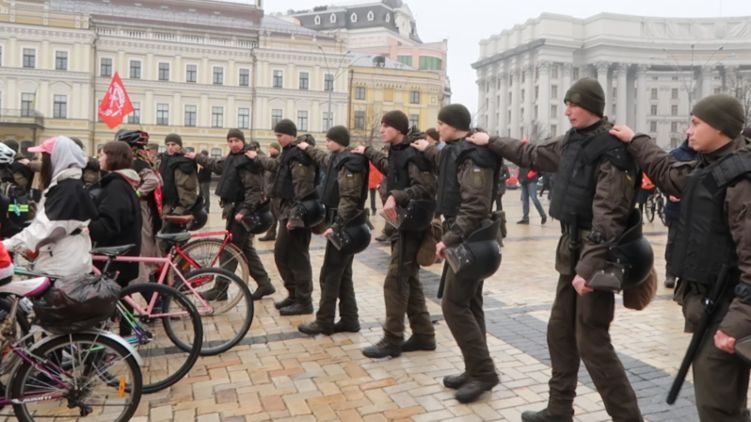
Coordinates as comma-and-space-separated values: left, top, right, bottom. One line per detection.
272, 145, 317, 201
386, 141, 431, 192
215, 150, 251, 202
668, 149, 751, 285
321, 151, 369, 223
436, 140, 501, 219
549, 121, 637, 229
159, 154, 196, 205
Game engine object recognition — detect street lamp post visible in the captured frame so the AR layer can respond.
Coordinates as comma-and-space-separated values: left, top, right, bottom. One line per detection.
317, 45, 353, 131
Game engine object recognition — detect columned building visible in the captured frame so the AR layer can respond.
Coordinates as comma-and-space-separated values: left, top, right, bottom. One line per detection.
473, 13, 751, 149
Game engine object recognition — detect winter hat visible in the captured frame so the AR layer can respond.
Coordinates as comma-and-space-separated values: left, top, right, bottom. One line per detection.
326, 125, 350, 147
691, 94, 746, 139
269, 142, 281, 151
226, 128, 246, 142
273, 119, 297, 137
0, 243, 13, 281
165, 133, 183, 146
564, 78, 605, 117
438, 104, 472, 131
381, 110, 410, 135
3, 139, 20, 153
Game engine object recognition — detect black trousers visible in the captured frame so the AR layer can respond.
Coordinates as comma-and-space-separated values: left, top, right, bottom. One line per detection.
274, 219, 313, 304
315, 242, 358, 325
226, 219, 271, 289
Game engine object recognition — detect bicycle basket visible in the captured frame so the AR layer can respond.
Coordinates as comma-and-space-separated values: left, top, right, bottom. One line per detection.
32, 273, 121, 335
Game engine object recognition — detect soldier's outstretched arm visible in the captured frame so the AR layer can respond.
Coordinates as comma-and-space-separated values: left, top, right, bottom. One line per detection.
468, 132, 561, 172
301, 144, 331, 169
361, 146, 389, 175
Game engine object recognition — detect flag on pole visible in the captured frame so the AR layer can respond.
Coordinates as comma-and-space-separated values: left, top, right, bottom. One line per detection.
98, 72, 134, 129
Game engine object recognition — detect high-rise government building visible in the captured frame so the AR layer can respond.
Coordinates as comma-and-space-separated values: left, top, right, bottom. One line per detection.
473, 13, 751, 149
0, 0, 345, 155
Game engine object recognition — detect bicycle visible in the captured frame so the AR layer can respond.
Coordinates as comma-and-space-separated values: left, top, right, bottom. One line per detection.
14, 245, 204, 394
91, 238, 254, 356
643, 190, 667, 225
0, 276, 142, 421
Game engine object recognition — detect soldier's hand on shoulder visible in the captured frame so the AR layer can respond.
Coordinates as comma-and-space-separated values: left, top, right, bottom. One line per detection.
245, 150, 258, 160
609, 125, 635, 143
467, 132, 490, 146
297, 142, 310, 151
411, 139, 429, 152
352, 146, 366, 155
435, 241, 446, 259
572, 274, 594, 296
714, 329, 737, 354
185, 152, 196, 160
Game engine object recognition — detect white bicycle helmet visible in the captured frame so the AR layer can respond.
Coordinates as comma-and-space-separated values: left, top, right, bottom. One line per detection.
0, 143, 16, 165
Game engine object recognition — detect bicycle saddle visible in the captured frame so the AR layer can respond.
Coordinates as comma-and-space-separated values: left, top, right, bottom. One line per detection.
163, 214, 194, 225
0, 276, 50, 298
155, 231, 191, 244
90, 244, 136, 257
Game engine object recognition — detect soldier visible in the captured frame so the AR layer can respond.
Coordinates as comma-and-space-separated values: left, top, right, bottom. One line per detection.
259, 142, 281, 242
469, 78, 643, 421
352, 110, 436, 358
186, 129, 275, 301
159, 133, 200, 233
412, 104, 502, 403
609, 95, 751, 422
197, 149, 212, 214
296, 126, 368, 335
246, 119, 319, 315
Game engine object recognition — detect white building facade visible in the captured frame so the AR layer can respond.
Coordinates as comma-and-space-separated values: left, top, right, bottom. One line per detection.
473, 13, 751, 149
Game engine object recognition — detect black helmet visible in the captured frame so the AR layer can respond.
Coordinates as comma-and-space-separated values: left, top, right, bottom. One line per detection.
117, 130, 150, 149
611, 210, 654, 288
327, 211, 371, 254
243, 203, 273, 234
392, 199, 435, 231
444, 218, 502, 280
294, 199, 325, 228
188, 209, 208, 231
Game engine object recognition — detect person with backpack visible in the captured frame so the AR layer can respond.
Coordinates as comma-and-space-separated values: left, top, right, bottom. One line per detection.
0, 143, 36, 239
158, 133, 202, 233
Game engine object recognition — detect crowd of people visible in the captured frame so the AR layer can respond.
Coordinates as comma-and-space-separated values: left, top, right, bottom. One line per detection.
0, 75, 749, 420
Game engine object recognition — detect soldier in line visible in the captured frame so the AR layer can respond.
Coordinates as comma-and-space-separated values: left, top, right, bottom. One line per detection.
412, 104, 502, 403
246, 119, 319, 315
609, 95, 751, 422
352, 110, 436, 358
258, 142, 281, 242
296, 126, 368, 335
469, 78, 643, 421
158, 133, 200, 234
186, 129, 275, 301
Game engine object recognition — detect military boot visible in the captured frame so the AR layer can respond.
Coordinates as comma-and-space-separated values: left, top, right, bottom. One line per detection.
274, 295, 295, 309
279, 301, 313, 316
443, 373, 468, 389
521, 409, 574, 422
251, 282, 276, 301
298, 320, 334, 335
400, 334, 436, 352
455, 377, 499, 404
361, 337, 401, 359
200, 279, 229, 301
333, 319, 361, 333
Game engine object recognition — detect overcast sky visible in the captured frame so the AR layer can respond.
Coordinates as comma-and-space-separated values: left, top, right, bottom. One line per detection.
259, 0, 751, 118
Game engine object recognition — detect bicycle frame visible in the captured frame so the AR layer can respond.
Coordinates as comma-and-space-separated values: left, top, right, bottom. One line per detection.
173, 230, 234, 271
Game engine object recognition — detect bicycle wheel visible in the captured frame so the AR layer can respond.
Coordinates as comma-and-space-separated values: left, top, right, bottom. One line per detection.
657, 195, 667, 226
179, 267, 253, 356
9, 332, 142, 422
117, 283, 203, 394
645, 196, 656, 222
177, 238, 250, 286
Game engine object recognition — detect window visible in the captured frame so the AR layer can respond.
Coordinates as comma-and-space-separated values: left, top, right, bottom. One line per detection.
186, 64, 197, 83
354, 111, 365, 130
212, 66, 223, 85
397, 55, 412, 67
184, 105, 197, 127
239, 69, 249, 87
324, 73, 334, 92
671, 88, 679, 99
128, 102, 140, 124
156, 103, 169, 125
612, 87, 617, 99
211, 106, 223, 128
671, 121, 678, 133
419, 56, 442, 71
409, 114, 419, 128
100, 58, 112, 77
299, 72, 309, 90
551, 84, 558, 98
410, 90, 420, 104
650, 104, 658, 115
0, 46, 3, 66
534, 105, 538, 119
21, 93, 34, 117
273, 70, 283, 88
650, 121, 657, 132
550, 124, 557, 135
297, 110, 308, 131
22, 48, 35, 68
53, 95, 67, 118
671, 105, 678, 116
551, 65, 559, 79
238, 108, 249, 129
551, 104, 558, 116
158, 62, 170, 81
314, 15, 321, 25
129, 60, 141, 79
329, 13, 336, 23
350, 12, 357, 23
367, 11, 374, 21
521, 89, 525, 102
355, 86, 365, 100
322, 111, 333, 131
650, 88, 658, 100
210, 147, 222, 158
271, 109, 283, 127
535, 86, 539, 99
55, 51, 68, 71
572, 67, 580, 80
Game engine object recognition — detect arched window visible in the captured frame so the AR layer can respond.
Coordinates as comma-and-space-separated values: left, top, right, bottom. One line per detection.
385, 13, 391, 23
367, 11, 374, 21
329, 13, 336, 23
314, 15, 321, 25
350, 12, 357, 23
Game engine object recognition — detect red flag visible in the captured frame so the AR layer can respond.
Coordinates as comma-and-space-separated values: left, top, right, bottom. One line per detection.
98, 72, 134, 129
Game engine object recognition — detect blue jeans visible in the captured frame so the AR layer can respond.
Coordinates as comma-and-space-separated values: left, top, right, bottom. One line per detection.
520, 181, 546, 221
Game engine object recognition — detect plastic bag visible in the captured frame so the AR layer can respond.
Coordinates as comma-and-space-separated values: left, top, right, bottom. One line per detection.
33, 273, 121, 334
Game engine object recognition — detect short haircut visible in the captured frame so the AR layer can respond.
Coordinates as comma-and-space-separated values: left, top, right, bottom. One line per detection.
102, 141, 134, 171
146, 143, 159, 151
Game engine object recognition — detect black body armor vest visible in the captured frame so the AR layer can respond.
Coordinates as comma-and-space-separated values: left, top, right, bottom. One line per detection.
386, 141, 431, 193
549, 121, 637, 229
436, 140, 501, 219
272, 145, 317, 201
159, 154, 196, 205
215, 150, 252, 202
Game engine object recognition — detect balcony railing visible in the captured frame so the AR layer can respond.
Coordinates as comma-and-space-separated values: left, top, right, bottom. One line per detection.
0, 109, 45, 128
